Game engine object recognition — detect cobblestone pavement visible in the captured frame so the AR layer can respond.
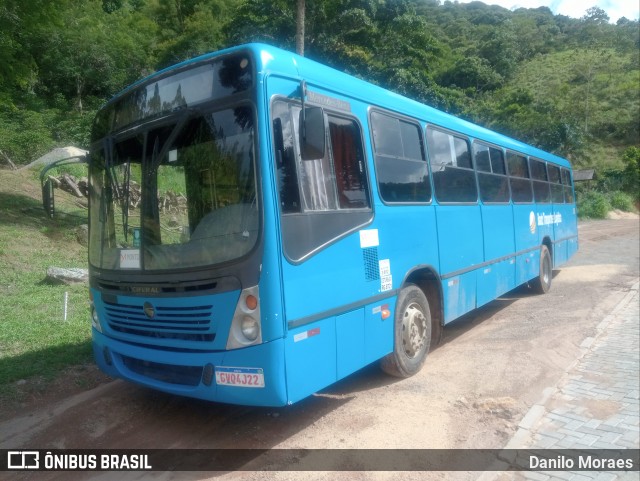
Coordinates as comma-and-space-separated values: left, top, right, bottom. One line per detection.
486, 281, 640, 481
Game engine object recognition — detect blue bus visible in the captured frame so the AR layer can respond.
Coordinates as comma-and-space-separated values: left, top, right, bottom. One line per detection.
88, 43, 578, 406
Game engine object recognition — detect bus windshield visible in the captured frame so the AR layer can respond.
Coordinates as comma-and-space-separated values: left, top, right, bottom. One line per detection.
88, 105, 258, 271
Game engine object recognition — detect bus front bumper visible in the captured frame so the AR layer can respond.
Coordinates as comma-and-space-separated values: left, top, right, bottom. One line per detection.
92, 328, 288, 407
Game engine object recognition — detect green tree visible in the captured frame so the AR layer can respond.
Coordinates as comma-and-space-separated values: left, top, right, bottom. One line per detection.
621, 147, 640, 200
153, 0, 236, 68
0, 0, 67, 96
34, 2, 156, 111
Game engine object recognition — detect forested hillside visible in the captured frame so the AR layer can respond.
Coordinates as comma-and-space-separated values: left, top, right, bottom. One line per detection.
1, 0, 638, 176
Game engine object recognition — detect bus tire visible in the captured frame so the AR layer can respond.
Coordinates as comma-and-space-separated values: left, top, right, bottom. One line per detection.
531, 245, 552, 294
381, 284, 432, 378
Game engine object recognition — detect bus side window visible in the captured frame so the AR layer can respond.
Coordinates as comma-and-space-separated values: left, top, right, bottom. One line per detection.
506, 151, 533, 203
426, 127, 477, 203
530, 158, 551, 204
370, 110, 430, 203
547, 164, 564, 203
561, 168, 574, 204
473, 142, 509, 203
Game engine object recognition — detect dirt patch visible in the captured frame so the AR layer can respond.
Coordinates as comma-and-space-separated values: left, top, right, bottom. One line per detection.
606, 209, 639, 220
582, 398, 622, 419
0, 364, 111, 423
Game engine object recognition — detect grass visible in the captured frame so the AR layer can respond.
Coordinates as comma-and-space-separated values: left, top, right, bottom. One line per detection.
0, 168, 93, 397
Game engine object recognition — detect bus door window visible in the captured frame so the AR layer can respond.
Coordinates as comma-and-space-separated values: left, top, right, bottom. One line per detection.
426, 127, 477, 203
271, 99, 372, 261
272, 108, 301, 213
506, 151, 533, 203
291, 107, 338, 212
370, 110, 430, 204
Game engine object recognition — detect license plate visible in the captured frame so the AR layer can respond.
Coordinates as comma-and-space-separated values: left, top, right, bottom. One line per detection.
215, 367, 265, 388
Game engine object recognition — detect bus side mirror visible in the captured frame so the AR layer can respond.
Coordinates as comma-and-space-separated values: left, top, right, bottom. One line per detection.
299, 106, 326, 160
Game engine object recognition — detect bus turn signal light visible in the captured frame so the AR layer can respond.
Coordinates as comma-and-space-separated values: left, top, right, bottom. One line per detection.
381, 309, 391, 320
245, 294, 258, 311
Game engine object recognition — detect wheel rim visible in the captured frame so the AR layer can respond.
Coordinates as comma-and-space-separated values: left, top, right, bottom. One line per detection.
402, 302, 427, 359
542, 253, 551, 286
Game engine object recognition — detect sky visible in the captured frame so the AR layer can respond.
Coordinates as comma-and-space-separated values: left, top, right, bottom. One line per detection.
453, 0, 640, 22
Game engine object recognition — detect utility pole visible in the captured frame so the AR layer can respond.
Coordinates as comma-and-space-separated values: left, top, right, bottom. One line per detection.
296, 0, 305, 56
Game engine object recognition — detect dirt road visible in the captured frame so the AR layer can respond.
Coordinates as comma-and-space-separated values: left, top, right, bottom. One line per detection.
2, 218, 638, 481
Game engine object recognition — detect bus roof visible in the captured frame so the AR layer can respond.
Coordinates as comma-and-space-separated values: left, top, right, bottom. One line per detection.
109, 43, 571, 169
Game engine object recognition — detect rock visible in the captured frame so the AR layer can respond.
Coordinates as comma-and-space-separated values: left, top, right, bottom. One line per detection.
76, 224, 89, 246
46, 267, 89, 285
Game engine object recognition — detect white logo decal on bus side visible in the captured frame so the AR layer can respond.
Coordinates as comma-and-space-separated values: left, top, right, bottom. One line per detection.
529, 211, 536, 234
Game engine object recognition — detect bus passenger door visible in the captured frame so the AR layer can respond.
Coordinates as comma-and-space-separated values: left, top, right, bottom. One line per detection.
269, 83, 378, 403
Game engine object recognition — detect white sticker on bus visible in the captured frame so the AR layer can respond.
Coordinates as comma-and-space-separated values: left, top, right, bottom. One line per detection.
379, 259, 392, 291
379, 259, 391, 277
359, 229, 379, 248
120, 249, 140, 269
293, 328, 321, 343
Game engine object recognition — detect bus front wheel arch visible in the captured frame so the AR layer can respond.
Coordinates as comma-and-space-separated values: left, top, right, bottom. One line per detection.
381, 283, 432, 378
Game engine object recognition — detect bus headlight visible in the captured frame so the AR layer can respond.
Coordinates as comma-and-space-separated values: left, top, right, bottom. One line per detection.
241, 316, 260, 341
90, 304, 103, 333
226, 286, 262, 349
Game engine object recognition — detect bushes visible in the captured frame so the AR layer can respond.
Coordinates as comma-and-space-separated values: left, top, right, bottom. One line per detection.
608, 191, 635, 212
577, 190, 611, 219
576, 189, 636, 219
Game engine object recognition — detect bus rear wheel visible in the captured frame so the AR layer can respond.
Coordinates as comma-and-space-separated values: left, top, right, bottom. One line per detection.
381, 284, 432, 378
531, 245, 552, 294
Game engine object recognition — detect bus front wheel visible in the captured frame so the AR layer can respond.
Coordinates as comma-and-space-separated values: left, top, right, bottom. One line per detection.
531, 245, 552, 294
381, 284, 432, 378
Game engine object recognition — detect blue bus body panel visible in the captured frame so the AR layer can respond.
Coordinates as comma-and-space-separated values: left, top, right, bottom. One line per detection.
478, 204, 517, 306
284, 299, 395, 404
512, 204, 540, 285
443, 271, 477, 322
477, 258, 516, 306
436, 205, 483, 323
336, 309, 366, 379
285, 317, 337, 404
551, 203, 578, 267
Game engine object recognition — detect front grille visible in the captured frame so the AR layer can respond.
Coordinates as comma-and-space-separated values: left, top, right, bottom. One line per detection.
121, 355, 203, 386
104, 301, 215, 343
98, 279, 218, 294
